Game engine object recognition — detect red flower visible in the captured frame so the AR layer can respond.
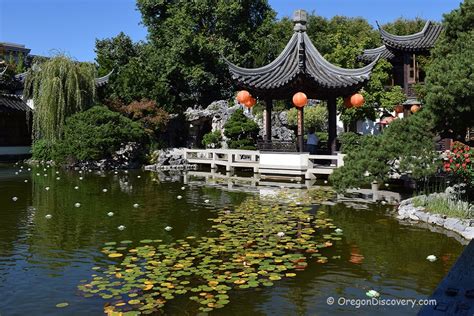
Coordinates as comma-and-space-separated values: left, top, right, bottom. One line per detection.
467, 158, 471, 163
465, 153, 470, 158
462, 163, 467, 169
456, 163, 460, 168
450, 158, 453, 163
453, 149, 458, 153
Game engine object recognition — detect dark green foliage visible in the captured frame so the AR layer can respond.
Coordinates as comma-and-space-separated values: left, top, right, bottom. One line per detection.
330, 112, 438, 192
338, 132, 364, 153
223, 109, 259, 149
424, 0, 474, 137
0, 63, 22, 94
381, 17, 428, 35
51, 106, 147, 162
100, 0, 276, 112
31, 140, 55, 161
330, 135, 389, 191
202, 130, 222, 148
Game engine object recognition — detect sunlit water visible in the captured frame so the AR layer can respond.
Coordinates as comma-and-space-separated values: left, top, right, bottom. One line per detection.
0, 163, 464, 315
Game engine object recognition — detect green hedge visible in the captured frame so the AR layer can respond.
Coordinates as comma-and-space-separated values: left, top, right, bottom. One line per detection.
33, 106, 147, 162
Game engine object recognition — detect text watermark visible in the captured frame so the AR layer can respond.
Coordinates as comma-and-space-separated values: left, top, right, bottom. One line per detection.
326, 296, 437, 309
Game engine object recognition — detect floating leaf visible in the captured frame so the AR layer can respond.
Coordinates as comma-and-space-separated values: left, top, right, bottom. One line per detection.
55, 302, 69, 308
108, 253, 123, 258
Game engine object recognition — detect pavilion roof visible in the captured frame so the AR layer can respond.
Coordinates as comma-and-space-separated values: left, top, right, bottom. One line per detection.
224, 10, 379, 99
0, 94, 31, 113
359, 45, 395, 62
377, 21, 443, 52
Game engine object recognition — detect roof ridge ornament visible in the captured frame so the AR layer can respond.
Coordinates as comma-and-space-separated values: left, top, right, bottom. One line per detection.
293, 10, 307, 32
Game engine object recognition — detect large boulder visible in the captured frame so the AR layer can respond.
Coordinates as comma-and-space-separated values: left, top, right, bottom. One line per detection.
257, 111, 295, 141
72, 142, 144, 170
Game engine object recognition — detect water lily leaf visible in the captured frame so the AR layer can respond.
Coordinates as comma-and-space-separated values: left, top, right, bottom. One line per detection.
55, 302, 69, 308
108, 253, 123, 258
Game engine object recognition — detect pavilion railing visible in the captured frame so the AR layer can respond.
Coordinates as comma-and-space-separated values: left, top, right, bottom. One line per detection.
257, 140, 297, 152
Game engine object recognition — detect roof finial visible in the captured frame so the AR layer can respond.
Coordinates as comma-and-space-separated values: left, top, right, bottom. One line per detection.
293, 10, 307, 32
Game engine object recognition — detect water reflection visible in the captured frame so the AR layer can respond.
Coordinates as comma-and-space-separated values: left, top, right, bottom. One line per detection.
0, 163, 465, 315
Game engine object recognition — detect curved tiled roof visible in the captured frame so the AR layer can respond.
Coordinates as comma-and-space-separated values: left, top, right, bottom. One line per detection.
359, 45, 395, 62
95, 70, 114, 87
0, 94, 31, 113
377, 21, 443, 52
224, 10, 378, 99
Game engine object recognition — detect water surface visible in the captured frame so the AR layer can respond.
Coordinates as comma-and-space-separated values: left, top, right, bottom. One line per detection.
0, 163, 464, 315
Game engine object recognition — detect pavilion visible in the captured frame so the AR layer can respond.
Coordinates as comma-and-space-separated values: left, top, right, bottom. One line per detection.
224, 10, 379, 154
359, 21, 442, 112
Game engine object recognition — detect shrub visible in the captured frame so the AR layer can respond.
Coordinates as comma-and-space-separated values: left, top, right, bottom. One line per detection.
330, 112, 438, 192
108, 98, 169, 137
53, 106, 147, 161
202, 130, 222, 148
223, 109, 259, 150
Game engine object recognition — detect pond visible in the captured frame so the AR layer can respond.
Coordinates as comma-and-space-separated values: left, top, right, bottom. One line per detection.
0, 163, 465, 315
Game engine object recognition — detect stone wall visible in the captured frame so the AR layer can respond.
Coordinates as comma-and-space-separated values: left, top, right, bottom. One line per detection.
397, 196, 474, 240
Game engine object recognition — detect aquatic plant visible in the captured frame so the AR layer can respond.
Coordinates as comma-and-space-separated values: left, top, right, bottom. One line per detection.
78, 192, 339, 314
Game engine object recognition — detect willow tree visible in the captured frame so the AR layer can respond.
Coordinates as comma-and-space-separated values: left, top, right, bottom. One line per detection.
24, 55, 96, 142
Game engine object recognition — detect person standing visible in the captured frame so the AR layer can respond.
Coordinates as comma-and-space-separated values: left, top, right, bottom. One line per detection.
306, 127, 319, 154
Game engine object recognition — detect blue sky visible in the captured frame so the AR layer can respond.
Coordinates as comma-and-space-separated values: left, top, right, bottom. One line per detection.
0, 0, 461, 62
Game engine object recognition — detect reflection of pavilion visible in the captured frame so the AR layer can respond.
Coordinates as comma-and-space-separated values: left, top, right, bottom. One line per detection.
181, 169, 401, 203
224, 10, 378, 154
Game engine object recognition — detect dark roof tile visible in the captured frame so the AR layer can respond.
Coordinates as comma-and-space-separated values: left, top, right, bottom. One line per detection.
0, 94, 31, 112
224, 13, 378, 99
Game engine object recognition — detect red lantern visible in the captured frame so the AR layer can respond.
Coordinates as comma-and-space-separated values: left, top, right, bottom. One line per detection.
292, 92, 307, 108
411, 104, 420, 113
236, 90, 251, 104
344, 97, 352, 108
243, 97, 256, 108
394, 104, 404, 114
350, 93, 365, 108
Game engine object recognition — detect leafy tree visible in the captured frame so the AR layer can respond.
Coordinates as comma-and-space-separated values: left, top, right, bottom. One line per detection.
24, 55, 96, 142
307, 15, 380, 68
424, 0, 474, 137
223, 109, 259, 149
108, 99, 169, 138
95, 32, 140, 76
202, 130, 223, 148
287, 105, 328, 131
330, 111, 438, 192
53, 106, 147, 162
381, 17, 427, 35
134, 0, 276, 110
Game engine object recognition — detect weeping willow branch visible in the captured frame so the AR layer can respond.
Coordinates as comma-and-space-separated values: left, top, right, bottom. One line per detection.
24, 55, 96, 142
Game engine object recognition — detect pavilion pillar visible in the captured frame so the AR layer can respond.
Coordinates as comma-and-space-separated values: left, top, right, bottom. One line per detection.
264, 99, 272, 142
327, 98, 337, 155
403, 52, 410, 96
297, 107, 304, 152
